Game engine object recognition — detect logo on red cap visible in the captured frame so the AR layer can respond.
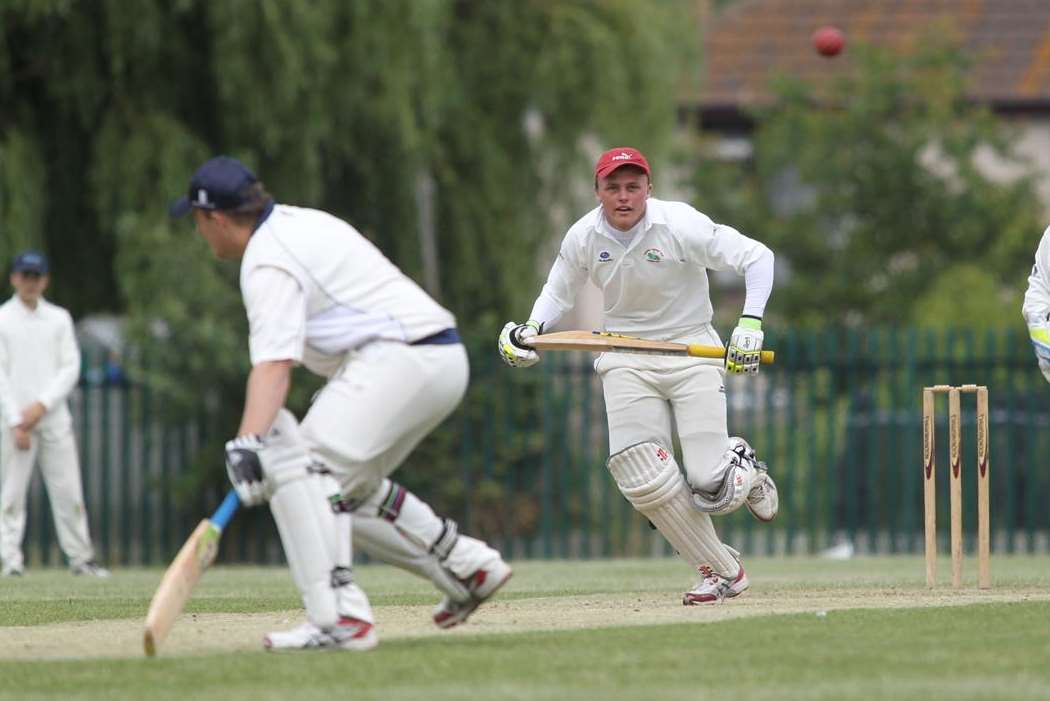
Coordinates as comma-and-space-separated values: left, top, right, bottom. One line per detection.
595, 147, 651, 179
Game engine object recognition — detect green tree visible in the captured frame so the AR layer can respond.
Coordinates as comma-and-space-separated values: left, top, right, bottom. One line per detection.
692, 38, 1044, 328
1, 1, 698, 508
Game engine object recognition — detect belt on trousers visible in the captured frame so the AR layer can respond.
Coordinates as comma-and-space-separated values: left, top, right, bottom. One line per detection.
411, 328, 461, 346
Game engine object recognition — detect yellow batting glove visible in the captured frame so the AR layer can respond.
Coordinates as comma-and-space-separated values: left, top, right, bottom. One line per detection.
1029, 325, 1050, 362
726, 317, 764, 375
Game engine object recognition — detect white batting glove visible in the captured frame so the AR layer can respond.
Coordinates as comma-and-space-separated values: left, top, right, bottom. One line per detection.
1029, 324, 1050, 363
726, 316, 763, 375
498, 320, 541, 368
225, 435, 267, 506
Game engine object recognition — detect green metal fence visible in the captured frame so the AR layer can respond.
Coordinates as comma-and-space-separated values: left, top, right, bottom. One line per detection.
14, 326, 1050, 567
452, 325, 1050, 561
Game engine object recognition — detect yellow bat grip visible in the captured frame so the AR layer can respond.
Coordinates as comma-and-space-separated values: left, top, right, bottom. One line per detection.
685, 344, 776, 364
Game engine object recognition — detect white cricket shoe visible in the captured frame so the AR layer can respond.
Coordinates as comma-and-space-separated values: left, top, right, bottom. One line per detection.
71, 560, 110, 577
683, 560, 750, 605
264, 617, 377, 651
746, 470, 779, 522
432, 557, 513, 629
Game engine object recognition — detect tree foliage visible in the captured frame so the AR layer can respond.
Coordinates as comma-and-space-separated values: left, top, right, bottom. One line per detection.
1, 1, 697, 498
691, 39, 1045, 328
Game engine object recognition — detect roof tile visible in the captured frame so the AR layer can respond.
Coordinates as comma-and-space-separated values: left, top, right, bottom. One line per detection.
700, 0, 1050, 108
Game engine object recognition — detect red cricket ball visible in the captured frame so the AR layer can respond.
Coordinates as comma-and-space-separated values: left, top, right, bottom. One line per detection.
812, 26, 845, 57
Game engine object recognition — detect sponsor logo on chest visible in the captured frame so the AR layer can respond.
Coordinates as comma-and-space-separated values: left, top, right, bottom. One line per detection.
644, 248, 665, 262
597, 250, 613, 263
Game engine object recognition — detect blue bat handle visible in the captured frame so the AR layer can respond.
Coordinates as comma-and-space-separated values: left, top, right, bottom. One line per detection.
210, 490, 240, 530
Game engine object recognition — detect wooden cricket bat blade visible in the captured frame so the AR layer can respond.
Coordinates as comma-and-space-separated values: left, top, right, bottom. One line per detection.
143, 519, 220, 656
527, 330, 775, 364
143, 491, 239, 657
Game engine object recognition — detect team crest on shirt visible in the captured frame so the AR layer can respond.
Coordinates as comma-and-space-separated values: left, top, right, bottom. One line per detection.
597, 250, 613, 263
644, 248, 665, 262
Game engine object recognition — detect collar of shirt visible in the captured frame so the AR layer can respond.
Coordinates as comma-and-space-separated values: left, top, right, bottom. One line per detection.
595, 205, 653, 251
10, 295, 43, 317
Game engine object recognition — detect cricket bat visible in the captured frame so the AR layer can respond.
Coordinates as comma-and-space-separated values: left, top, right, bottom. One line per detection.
526, 330, 776, 364
143, 490, 240, 657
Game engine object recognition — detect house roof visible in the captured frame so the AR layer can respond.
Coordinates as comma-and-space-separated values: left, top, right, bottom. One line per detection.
700, 0, 1050, 119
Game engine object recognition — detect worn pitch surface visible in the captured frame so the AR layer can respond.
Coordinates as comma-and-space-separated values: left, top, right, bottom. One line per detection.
3, 589, 1048, 660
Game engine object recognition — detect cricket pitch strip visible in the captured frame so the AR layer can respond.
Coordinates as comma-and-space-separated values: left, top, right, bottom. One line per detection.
2, 586, 1048, 660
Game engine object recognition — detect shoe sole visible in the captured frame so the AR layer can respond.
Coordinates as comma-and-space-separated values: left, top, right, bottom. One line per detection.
434, 599, 479, 629
682, 588, 749, 605
335, 631, 379, 651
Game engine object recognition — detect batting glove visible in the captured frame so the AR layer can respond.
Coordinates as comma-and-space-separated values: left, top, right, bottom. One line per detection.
726, 316, 764, 375
225, 435, 267, 507
1030, 324, 1050, 363
498, 320, 542, 368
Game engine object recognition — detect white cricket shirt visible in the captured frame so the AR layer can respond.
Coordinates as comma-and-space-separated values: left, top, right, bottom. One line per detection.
1022, 224, 1050, 325
241, 204, 456, 377
0, 296, 81, 428
529, 198, 774, 340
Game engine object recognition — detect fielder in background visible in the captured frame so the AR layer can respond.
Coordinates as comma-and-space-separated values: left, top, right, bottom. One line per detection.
499, 147, 778, 604
1023, 223, 1050, 382
171, 157, 511, 651
0, 251, 109, 577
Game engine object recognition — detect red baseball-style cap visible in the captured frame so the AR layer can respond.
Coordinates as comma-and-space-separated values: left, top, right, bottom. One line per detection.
594, 147, 651, 179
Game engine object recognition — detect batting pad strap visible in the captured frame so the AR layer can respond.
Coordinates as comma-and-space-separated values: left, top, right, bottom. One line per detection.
330, 565, 354, 588
328, 493, 354, 514
430, 518, 460, 561
378, 482, 407, 522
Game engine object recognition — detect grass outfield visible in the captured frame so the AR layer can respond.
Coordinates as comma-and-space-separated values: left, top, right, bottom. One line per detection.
1, 556, 1049, 700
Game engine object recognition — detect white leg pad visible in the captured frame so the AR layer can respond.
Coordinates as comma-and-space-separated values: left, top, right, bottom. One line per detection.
355, 478, 499, 582
607, 442, 740, 576
361, 480, 451, 553
312, 473, 375, 622
259, 409, 316, 493
360, 480, 445, 550
265, 409, 373, 625
443, 536, 504, 582
269, 481, 340, 628
352, 515, 470, 602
